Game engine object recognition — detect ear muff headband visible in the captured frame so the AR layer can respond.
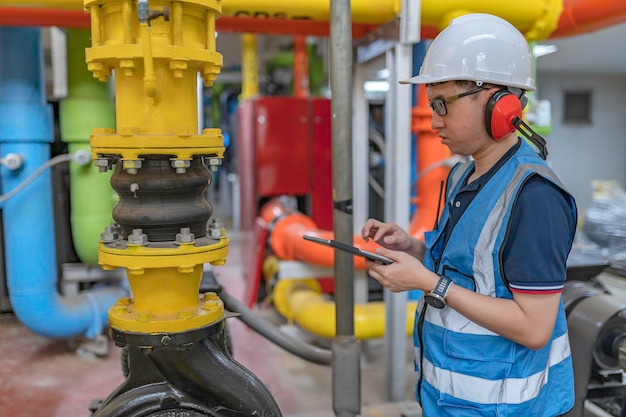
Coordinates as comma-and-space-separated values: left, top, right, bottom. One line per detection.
485, 89, 523, 140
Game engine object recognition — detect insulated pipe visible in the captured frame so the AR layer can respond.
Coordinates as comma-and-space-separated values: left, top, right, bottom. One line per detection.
60, 28, 116, 267
0, 27, 124, 339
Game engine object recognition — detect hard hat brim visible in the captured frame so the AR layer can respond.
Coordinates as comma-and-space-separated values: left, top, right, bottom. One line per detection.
398, 74, 536, 91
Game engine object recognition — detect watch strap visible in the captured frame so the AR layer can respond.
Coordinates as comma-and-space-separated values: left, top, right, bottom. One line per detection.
432, 275, 452, 300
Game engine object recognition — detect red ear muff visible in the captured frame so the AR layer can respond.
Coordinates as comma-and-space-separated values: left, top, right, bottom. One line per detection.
485, 89, 523, 140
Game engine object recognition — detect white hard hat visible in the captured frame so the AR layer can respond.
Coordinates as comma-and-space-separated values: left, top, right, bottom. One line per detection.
401, 13, 536, 91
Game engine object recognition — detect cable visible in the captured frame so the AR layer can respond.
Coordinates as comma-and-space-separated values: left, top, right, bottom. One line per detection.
0, 150, 91, 204
512, 116, 548, 160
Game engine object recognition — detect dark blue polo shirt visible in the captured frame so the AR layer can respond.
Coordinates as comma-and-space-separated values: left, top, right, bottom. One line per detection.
442, 139, 575, 293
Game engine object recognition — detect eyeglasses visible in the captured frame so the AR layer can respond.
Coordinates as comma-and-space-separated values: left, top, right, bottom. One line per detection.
428, 87, 486, 117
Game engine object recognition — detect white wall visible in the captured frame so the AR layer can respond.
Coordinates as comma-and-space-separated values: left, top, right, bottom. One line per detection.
536, 73, 626, 221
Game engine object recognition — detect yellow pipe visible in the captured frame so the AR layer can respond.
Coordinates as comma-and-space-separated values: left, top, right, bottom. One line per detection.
241, 33, 259, 100
420, 0, 562, 41
273, 278, 417, 340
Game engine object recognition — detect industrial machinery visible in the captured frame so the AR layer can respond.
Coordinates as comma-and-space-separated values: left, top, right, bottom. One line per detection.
81, 0, 281, 415
563, 276, 626, 417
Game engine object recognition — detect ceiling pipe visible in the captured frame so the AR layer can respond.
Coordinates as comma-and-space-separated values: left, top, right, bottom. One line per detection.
2, 0, 626, 39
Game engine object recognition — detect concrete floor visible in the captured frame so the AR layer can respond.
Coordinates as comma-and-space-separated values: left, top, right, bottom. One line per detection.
0, 226, 420, 417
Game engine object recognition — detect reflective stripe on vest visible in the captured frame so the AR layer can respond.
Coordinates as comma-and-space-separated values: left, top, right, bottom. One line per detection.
420, 333, 571, 404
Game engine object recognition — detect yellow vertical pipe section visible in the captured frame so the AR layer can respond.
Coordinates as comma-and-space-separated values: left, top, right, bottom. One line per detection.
84, 0, 227, 334
85, 0, 224, 135
241, 33, 259, 100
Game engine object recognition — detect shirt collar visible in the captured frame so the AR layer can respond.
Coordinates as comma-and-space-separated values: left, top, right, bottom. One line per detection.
462, 138, 522, 191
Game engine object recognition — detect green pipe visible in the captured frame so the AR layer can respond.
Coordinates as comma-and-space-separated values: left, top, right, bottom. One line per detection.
59, 29, 116, 267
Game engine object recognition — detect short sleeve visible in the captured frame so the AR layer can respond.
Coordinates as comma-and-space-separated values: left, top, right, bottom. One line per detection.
503, 175, 576, 293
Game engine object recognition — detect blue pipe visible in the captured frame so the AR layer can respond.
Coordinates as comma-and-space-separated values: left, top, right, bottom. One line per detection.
0, 27, 124, 339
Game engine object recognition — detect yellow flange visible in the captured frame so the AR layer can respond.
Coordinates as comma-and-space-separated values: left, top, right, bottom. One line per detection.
101, 236, 228, 333
109, 291, 224, 333
90, 128, 225, 160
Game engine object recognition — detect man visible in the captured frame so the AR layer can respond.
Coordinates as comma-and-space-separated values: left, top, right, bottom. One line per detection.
361, 13, 577, 416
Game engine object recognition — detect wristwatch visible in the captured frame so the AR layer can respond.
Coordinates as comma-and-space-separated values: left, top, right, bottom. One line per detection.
424, 276, 453, 309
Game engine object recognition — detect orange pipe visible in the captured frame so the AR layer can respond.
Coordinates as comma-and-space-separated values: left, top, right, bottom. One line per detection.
259, 198, 380, 270
552, 0, 626, 38
292, 35, 309, 98
409, 85, 452, 240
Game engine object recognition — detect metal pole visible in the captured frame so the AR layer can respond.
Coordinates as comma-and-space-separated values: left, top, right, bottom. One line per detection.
330, 1, 360, 416
383, 44, 413, 402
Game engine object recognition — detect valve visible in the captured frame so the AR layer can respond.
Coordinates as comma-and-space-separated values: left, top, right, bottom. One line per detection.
138, 0, 170, 25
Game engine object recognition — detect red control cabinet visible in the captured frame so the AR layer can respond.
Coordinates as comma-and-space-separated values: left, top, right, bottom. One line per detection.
236, 96, 332, 231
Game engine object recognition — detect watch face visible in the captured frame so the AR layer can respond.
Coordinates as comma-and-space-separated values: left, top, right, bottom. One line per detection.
425, 294, 445, 309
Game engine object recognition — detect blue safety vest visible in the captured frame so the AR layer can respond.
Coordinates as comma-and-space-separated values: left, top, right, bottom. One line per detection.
416, 140, 576, 416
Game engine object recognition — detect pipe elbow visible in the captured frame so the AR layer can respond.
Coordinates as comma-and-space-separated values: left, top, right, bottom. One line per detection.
10, 285, 126, 339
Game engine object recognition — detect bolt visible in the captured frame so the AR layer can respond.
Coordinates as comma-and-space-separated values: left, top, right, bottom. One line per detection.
128, 229, 148, 245
161, 335, 172, 346
205, 157, 221, 172
112, 306, 128, 314
170, 158, 191, 174
137, 312, 151, 322
208, 218, 224, 238
87, 61, 110, 82
101, 223, 123, 243
202, 300, 219, 310
175, 227, 195, 244
176, 310, 192, 319
119, 59, 135, 77
94, 158, 112, 172
123, 159, 142, 175
170, 59, 188, 79
203, 292, 219, 301
117, 297, 132, 305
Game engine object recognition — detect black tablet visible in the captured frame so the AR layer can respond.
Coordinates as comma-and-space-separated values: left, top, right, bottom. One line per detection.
303, 235, 393, 265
